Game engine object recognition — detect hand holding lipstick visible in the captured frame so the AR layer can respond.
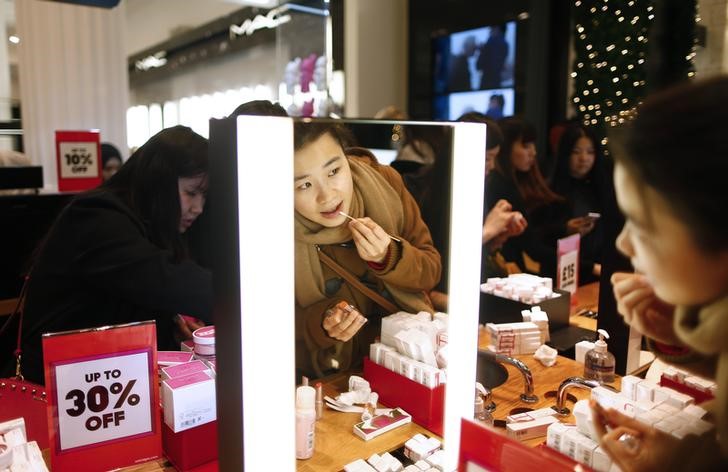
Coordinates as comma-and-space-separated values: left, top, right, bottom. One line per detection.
340, 212, 397, 264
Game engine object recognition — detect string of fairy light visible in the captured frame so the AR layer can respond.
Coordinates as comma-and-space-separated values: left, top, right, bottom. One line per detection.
571, 0, 654, 149
571, 0, 699, 152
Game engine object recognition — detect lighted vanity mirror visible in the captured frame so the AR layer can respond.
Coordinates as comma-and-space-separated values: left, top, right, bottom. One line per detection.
208, 117, 486, 471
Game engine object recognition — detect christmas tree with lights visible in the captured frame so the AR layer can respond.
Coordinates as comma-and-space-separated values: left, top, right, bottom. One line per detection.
571, 0, 655, 151
571, 0, 697, 152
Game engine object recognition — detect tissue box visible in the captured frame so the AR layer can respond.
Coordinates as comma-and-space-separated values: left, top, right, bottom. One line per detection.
660, 375, 715, 404
363, 357, 444, 436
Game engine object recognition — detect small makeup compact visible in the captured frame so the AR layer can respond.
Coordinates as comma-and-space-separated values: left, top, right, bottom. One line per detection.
193, 326, 216, 356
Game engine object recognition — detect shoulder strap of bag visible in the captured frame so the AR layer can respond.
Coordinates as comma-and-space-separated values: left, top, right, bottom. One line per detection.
0, 274, 30, 380
316, 247, 399, 314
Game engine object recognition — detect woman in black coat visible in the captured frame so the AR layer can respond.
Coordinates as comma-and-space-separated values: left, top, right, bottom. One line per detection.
485, 117, 563, 278
5, 126, 213, 384
551, 124, 612, 284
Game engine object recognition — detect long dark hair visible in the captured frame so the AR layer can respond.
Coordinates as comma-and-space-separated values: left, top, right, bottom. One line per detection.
551, 124, 607, 200
612, 76, 728, 251
103, 126, 208, 259
494, 117, 561, 210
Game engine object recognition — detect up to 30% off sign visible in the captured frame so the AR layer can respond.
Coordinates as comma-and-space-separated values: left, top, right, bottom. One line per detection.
54, 351, 153, 451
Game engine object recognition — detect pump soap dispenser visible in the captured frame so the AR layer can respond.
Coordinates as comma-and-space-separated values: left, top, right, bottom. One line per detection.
584, 329, 615, 383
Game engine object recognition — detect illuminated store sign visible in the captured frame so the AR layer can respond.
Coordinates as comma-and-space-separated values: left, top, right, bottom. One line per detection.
229, 8, 291, 39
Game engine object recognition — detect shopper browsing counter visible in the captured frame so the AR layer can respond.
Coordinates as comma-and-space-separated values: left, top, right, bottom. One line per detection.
3, 126, 213, 385
593, 77, 728, 470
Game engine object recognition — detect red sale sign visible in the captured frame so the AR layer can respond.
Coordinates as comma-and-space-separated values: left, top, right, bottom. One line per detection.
55, 130, 102, 192
43, 320, 161, 471
557, 233, 580, 295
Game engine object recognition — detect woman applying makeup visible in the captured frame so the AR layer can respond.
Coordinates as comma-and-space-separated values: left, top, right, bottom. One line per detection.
292, 122, 441, 379
592, 77, 728, 471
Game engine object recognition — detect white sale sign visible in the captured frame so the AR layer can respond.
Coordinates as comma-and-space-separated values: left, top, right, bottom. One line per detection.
557, 234, 580, 294
58, 141, 99, 179
54, 350, 152, 451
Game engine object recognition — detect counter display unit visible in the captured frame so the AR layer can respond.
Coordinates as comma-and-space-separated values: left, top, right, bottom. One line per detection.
21, 282, 600, 471
49, 343, 604, 471
15, 114, 611, 470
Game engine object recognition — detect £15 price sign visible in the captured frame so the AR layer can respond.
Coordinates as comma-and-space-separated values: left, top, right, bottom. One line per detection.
55, 130, 102, 192
43, 320, 161, 472
557, 233, 580, 296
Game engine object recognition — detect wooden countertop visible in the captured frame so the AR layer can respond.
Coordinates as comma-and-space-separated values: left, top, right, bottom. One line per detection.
297, 374, 438, 471
482, 282, 603, 446
477, 325, 619, 447
116, 283, 604, 471
569, 282, 599, 330
68, 349, 611, 472
298, 283, 604, 468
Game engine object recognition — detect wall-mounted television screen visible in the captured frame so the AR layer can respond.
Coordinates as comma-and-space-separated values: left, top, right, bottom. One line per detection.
433, 88, 515, 121
432, 21, 516, 120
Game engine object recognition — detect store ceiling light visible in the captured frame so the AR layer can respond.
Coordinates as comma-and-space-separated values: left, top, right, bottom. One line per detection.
8, 35, 19, 44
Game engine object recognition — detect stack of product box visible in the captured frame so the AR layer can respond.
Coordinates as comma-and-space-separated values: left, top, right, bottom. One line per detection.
160, 359, 216, 432
546, 375, 715, 471
0, 418, 47, 471
481, 274, 558, 304
365, 312, 449, 436
521, 306, 550, 342
504, 407, 560, 441
157, 351, 194, 379
660, 365, 717, 402
344, 433, 444, 471
369, 311, 448, 388
156, 328, 218, 471
485, 321, 545, 356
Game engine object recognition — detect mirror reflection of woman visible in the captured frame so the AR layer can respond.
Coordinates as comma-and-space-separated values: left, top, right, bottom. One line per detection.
293, 122, 441, 379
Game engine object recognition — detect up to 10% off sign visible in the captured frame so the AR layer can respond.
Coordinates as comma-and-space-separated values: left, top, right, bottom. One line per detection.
58, 142, 99, 178
55, 351, 152, 451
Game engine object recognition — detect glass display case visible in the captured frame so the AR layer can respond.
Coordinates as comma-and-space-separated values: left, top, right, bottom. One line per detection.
127, 1, 338, 148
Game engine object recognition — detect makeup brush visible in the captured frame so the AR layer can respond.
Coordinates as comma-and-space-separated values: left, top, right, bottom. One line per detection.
339, 211, 402, 243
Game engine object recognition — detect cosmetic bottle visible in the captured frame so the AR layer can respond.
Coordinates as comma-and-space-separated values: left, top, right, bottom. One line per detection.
474, 384, 493, 426
315, 382, 323, 420
192, 326, 215, 356
361, 392, 379, 423
584, 329, 615, 383
296, 386, 316, 460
